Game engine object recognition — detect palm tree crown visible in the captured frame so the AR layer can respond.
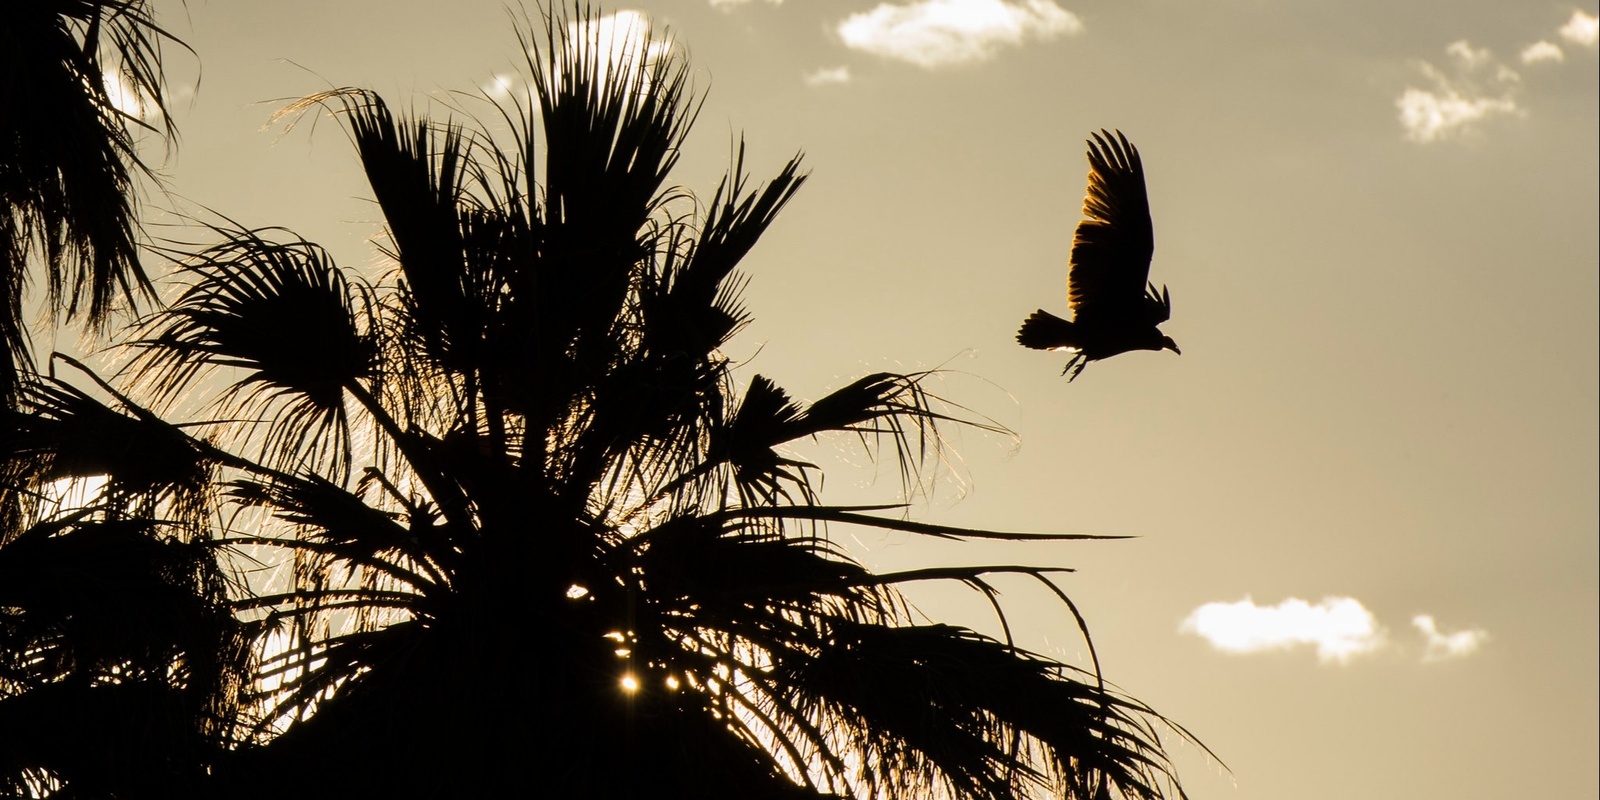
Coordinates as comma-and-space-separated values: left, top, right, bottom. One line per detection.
0, 7, 1205, 798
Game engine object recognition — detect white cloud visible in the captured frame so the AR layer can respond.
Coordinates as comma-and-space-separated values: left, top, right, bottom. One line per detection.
1520, 40, 1565, 64
1559, 9, 1599, 48
1445, 39, 1494, 69
1396, 41, 1523, 143
566, 10, 675, 83
483, 11, 677, 104
1180, 596, 1386, 665
1412, 615, 1490, 662
804, 66, 852, 86
836, 0, 1082, 69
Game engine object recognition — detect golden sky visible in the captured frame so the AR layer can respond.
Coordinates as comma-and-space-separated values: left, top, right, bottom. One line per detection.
134, 1, 1598, 797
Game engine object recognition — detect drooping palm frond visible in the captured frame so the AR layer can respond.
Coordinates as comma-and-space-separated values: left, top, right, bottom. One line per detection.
0, 1, 183, 404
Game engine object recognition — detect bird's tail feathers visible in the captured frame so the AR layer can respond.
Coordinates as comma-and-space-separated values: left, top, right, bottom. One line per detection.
1016, 310, 1079, 351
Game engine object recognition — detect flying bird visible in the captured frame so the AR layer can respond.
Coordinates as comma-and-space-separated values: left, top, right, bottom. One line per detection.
1017, 130, 1179, 381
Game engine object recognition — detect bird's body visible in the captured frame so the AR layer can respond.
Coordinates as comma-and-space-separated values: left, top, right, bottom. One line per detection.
1017, 130, 1179, 381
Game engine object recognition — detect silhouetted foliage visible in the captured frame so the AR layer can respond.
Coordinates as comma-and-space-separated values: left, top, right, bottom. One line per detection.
0, 6, 1206, 798
0, 0, 182, 405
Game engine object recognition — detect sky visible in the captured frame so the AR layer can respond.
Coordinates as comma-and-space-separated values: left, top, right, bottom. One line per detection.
110, 1, 1600, 797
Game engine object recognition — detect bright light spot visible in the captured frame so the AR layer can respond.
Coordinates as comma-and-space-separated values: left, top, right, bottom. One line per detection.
837, 0, 1083, 69
620, 674, 639, 692
566, 584, 590, 600
665, 675, 681, 690
1559, 10, 1599, 48
1180, 596, 1386, 665
1520, 40, 1565, 64
614, 648, 631, 657
484, 72, 521, 100
51, 475, 108, 509
102, 71, 153, 120
1412, 615, 1489, 662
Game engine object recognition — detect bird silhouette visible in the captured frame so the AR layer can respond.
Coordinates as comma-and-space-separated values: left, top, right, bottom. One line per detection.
1017, 130, 1179, 381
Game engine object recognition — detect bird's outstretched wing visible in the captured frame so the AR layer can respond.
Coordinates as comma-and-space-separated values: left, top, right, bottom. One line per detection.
1066, 130, 1154, 323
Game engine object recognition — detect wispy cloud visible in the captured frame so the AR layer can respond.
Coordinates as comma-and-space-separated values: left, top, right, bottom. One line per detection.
1180, 596, 1386, 665
804, 65, 852, 86
1412, 615, 1490, 662
1559, 9, 1599, 48
1396, 40, 1523, 143
1520, 40, 1565, 64
836, 0, 1082, 69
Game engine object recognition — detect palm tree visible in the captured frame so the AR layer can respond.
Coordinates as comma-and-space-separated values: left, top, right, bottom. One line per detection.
1, 6, 1206, 798
0, 0, 179, 405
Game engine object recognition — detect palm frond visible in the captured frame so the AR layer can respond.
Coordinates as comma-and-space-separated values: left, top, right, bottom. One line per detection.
2, 372, 215, 525
0, 1, 186, 404
127, 226, 377, 479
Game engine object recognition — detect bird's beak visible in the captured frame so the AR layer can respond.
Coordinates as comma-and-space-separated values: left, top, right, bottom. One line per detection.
1166, 341, 1181, 355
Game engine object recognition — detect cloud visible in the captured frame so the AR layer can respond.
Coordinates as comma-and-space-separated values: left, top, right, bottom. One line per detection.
836, 0, 1082, 69
710, 0, 782, 8
1180, 596, 1386, 665
565, 10, 675, 84
804, 66, 852, 86
1559, 9, 1599, 48
1520, 40, 1565, 64
1444, 39, 1494, 70
1412, 615, 1490, 662
485, 11, 675, 103
1396, 40, 1523, 143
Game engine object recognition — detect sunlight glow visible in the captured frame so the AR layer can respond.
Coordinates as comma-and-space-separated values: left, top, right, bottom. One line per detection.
102, 71, 152, 120
566, 584, 590, 599
49, 475, 108, 510
1180, 596, 1385, 665
620, 674, 639, 692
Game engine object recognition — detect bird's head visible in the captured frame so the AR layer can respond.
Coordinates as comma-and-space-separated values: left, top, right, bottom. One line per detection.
1161, 335, 1181, 355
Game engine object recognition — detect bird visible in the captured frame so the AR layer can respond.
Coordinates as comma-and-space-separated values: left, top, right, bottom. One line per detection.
1016, 129, 1179, 381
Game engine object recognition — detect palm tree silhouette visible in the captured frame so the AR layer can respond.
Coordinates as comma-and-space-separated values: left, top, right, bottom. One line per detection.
0, 0, 180, 405
1017, 130, 1180, 381
0, 7, 1206, 798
